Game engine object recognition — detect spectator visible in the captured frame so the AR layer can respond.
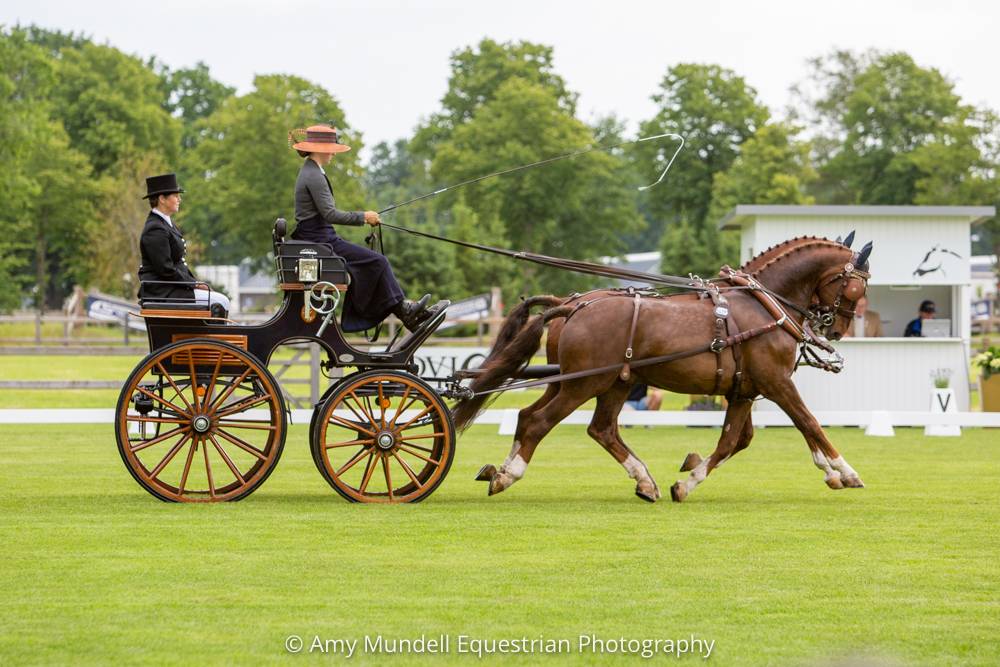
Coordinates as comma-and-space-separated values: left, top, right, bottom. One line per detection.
624, 384, 663, 411
842, 296, 883, 338
904, 299, 936, 337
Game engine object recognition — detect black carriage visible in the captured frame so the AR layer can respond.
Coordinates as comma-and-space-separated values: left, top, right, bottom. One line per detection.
115, 220, 454, 503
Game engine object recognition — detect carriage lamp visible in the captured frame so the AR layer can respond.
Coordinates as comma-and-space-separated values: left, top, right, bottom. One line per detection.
298, 258, 319, 282
133, 392, 154, 415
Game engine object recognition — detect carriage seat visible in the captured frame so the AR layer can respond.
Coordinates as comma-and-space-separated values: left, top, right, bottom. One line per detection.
273, 218, 349, 286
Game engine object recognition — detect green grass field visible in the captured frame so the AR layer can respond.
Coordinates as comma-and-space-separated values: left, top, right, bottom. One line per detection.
2, 422, 998, 665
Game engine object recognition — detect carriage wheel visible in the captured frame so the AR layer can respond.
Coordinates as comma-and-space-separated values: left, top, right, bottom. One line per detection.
115, 340, 287, 502
311, 370, 455, 503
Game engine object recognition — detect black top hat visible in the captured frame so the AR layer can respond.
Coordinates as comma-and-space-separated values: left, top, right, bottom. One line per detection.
143, 173, 185, 200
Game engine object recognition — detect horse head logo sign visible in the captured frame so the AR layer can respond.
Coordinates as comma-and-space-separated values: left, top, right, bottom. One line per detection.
913, 245, 962, 278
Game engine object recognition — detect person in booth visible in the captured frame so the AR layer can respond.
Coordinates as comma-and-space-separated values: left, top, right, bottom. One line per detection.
841, 296, 883, 338
138, 173, 230, 317
289, 124, 438, 332
904, 299, 936, 337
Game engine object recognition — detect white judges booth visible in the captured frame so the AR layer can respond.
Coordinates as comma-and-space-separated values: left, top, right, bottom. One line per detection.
719, 205, 996, 413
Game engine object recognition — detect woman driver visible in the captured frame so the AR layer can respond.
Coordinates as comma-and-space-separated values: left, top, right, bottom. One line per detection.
289, 125, 436, 331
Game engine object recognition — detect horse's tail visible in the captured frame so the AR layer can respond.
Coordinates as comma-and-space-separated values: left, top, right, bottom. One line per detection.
451, 295, 567, 431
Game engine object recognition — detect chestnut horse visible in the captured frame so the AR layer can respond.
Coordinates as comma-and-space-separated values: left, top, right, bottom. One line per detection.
452, 236, 872, 502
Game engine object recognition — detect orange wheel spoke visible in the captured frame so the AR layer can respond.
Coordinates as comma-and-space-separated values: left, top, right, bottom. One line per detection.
382, 455, 393, 501
210, 434, 245, 485
177, 438, 198, 495
216, 420, 276, 431
155, 362, 194, 412
358, 452, 377, 493
398, 441, 434, 454
335, 447, 372, 477
215, 395, 270, 418
134, 385, 189, 418
388, 387, 413, 428
398, 444, 440, 466
327, 414, 376, 436
188, 354, 200, 411
398, 431, 445, 441
149, 432, 192, 478
340, 397, 370, 427
392, 452, 422, 487
203, 354, 224, 408
215, 428, 267, 460
129, 425, 188, 453
377, 382, 386, 428
127, 415, 189, 425
348, 390, 379, 428
202, 436, 216, 498
324, 438, 375, 449
209, 368, 251, 412
397, 403, 435, 431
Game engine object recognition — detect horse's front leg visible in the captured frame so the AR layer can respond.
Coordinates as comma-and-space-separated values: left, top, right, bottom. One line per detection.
766, 380, 864, 489
671, 398, 753, 502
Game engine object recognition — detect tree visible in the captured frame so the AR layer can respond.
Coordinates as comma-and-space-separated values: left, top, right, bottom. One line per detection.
184, 74, 366, 265
431, 78, 639, 296
794, 50, 986, 205
49, 41, 180, 175
159, 61, 235, 149
413, 38, 577, 155
634, 63, 771, 250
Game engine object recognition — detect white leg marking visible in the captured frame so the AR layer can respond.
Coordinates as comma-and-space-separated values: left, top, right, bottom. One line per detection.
623, 454, 650, 481
505, 454, 527, 480
811, 449, 842, 484
682, 458, 711, 493
828, 455, 858, 479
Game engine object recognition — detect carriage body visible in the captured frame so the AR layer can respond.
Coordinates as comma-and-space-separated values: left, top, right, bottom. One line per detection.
115, 220, 455, 504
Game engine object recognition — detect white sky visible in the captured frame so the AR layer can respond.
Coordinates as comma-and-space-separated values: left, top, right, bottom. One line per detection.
4, 0, 998, 161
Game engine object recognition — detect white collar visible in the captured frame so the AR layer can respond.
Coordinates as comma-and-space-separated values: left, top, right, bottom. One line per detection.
152, 208, 173, 227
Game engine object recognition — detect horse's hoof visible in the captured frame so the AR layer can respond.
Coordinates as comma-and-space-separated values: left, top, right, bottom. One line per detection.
843, 476, 865, 489
670, 482, 687, 503
635, 489, 657, 503
475, 464, 497, 482
679, 452, 703, 472
487, 475, 508, 496
635, 480, 659, 503
825, 475, 845, 490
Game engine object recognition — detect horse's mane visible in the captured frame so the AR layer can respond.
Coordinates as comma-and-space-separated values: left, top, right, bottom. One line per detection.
739, 236, 849, 275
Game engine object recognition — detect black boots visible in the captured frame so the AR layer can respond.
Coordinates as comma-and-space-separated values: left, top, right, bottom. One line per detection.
392, 294, 432, 331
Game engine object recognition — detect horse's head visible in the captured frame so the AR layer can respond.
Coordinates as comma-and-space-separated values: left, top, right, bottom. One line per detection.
810, 240, 873, 341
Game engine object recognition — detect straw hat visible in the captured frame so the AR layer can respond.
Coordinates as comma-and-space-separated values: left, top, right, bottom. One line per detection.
289, 125, 351, 154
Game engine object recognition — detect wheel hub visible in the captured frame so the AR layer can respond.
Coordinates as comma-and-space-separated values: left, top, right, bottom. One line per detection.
376, 432, 396, 451
192, 415, 212, 433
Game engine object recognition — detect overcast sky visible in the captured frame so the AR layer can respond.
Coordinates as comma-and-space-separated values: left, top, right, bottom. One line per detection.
4, 0, 998, 161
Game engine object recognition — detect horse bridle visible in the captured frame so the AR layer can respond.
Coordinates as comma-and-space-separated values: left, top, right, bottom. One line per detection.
808, 256, 871, 334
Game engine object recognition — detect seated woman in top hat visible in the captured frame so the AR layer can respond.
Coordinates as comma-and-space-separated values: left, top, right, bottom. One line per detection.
289, 125, 436, 332
138, 173, 231, 317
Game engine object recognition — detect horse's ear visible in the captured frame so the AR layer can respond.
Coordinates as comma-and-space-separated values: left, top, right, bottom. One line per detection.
843, 231, 856, 248
835, 235, 842, 244
857, 241, 873, 267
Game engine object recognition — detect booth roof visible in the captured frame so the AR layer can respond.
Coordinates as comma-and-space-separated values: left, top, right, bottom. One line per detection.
719, 205, 996, 230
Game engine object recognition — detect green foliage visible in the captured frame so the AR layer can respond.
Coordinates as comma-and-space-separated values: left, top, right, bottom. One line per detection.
50, 41, 180, 175
183, 74, 365, 266
432, 78, 638, 296
414, 38, 577, 154
159, 61, 235, 149
634, 63, 771, 249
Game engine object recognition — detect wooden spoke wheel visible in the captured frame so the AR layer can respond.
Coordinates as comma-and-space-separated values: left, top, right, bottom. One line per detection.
115, 340, 287, 502
311, 370, 455, 503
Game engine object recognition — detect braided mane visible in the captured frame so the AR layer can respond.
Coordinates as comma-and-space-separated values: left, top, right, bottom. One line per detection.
739, 236, 848, 276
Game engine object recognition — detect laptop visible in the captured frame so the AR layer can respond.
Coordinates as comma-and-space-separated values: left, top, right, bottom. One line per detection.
921, 318, 951, 338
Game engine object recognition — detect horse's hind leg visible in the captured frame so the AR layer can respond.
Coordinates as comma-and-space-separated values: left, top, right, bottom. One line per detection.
475, 382, 559, 483
671, 398, 753, 502
766, 380, 864, 490
481, 383, 592, 496
586, 384, 660, 502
